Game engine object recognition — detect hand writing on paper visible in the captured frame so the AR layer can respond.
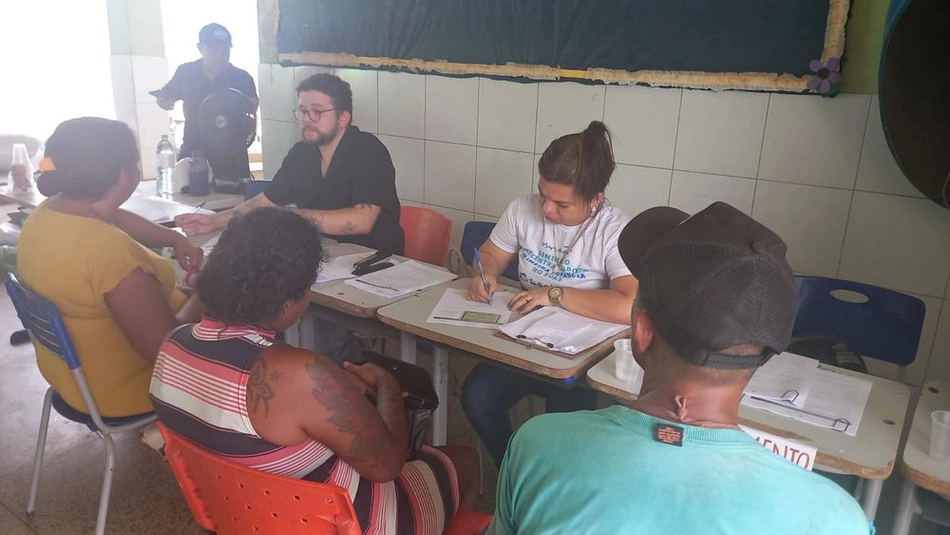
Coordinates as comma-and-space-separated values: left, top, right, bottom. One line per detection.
467, 275, 498, 303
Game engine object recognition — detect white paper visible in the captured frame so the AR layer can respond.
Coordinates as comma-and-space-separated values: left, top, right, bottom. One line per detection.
499, 307, 627, 355
743, 352, 818, 408
343, 259, 456, 298
740, 425, 817, 471
426, 288, 516, 328
312, 253, 367, 285
741, 367, 873, 437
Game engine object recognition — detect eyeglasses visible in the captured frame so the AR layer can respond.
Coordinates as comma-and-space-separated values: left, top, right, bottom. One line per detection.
293, 107, 337, 122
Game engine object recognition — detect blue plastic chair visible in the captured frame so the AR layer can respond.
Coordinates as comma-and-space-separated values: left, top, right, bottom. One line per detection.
792, 275, 926, 379
460, 221, 519, 281
243, 179, 272, 201
5, 275, 157, 535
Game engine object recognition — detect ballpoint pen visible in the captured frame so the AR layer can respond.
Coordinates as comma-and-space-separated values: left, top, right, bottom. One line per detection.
473, 247, 493, 305
190, 201, 207, 214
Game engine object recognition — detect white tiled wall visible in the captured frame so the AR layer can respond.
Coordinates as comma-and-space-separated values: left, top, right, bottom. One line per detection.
256, 64, 950, 385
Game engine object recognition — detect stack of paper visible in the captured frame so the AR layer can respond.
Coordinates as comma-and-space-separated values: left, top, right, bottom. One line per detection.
426, 288, 516, 328
499, 307, 627, 355
741, 367, 873, 437
343, 260, 456, 298
743, 352, 819, 408
311, 253, 369, 286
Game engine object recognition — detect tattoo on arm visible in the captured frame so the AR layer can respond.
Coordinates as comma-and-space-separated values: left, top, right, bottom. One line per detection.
305, 359, 385, 465
248, 359, 275, 416
341, 220, 357, 234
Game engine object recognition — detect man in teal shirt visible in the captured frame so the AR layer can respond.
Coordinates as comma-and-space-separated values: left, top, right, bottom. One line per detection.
489, 202, 872, 535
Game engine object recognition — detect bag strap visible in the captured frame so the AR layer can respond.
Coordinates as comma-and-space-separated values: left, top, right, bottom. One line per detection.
446, 247, 473, 277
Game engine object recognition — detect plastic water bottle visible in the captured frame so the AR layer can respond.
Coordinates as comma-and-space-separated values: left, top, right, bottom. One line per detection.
156, 135, 176, 197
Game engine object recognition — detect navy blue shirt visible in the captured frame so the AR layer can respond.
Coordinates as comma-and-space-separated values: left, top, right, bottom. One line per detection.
159, 60, 257, 180
264, 126, 404, 254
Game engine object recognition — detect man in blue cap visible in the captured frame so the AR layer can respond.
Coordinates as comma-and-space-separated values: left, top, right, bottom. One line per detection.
154, 23, 259, 183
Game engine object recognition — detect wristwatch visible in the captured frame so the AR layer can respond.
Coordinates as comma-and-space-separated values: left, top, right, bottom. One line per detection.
548, 286, 564, 306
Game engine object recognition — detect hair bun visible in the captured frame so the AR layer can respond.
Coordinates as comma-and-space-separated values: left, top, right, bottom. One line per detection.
36, 171, 63, 197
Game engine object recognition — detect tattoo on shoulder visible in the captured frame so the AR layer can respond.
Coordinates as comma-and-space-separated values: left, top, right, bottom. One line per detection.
305, 358, 384, 464
248, 359, 275, 416
342, 220, 357, 234
355, 203, 375, 210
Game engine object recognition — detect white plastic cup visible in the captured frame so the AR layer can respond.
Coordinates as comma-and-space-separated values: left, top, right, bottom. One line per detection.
930, 410, 950, 461
10, 143, 34, 192
614, 339, 641, 382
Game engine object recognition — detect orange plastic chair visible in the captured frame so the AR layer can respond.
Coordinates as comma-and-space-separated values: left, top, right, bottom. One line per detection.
400, 206, 452, 266
158, 423, 491, 535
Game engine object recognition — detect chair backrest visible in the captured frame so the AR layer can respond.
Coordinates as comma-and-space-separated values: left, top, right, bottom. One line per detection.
460, 221, 519, 281
400, 206, 452, 266
5, 274, 80, 369
792, 275, 925, 367
4, 274, 133, 431
244, 180, 272, 201
158, 423, 361, 535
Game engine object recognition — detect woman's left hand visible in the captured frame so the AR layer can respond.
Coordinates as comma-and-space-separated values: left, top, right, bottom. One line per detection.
508, 287, 551, 314
172, 238, 204, 272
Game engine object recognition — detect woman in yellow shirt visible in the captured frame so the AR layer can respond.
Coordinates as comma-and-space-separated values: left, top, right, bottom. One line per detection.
17, 117, 205, 417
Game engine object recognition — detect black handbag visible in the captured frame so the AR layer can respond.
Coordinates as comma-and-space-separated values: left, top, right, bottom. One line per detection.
363, 351, 439, 457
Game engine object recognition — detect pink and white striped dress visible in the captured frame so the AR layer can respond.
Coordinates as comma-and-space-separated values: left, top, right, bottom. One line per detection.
149, 318, 459, 535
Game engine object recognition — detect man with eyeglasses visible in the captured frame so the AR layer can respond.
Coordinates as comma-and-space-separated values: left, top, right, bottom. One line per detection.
153, 23, 259, 182
176, 73, 403, 364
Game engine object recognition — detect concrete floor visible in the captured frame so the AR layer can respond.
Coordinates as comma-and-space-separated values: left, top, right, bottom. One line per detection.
0, 284, 944, 534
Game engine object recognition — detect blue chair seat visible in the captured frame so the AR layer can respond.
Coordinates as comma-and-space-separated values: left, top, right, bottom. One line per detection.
50, 392, 153, 432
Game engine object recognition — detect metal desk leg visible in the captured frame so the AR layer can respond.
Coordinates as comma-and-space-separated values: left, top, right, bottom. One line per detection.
283, 319, 301, 347
860, 478, 883, 522
892, 478, 918, 535
298, 311, 316, 351
399, 332, 417, 364
431, 345, 449, 446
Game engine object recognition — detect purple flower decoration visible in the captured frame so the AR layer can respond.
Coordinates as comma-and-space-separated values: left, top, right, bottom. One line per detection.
807, 58, 842, 95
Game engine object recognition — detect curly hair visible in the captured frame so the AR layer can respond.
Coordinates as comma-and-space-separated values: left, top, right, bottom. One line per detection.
196, 207, 325, 326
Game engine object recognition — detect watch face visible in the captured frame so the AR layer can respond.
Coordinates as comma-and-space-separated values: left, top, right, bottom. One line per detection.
549, 287, 563, 303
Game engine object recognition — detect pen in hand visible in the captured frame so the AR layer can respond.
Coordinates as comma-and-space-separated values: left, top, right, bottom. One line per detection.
190, 201, 207, 215
473, 247, 493, 305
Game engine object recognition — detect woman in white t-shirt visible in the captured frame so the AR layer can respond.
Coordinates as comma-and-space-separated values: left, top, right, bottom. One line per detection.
463, 121, 638, 467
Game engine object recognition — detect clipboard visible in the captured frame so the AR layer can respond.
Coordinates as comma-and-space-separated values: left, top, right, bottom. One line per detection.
493, 328, 630, 359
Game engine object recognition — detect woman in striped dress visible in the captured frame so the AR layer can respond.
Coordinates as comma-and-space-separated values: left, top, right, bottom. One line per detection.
150, 207, 479, 534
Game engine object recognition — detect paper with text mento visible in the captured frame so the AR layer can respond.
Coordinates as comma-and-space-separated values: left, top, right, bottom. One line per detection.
740, 425, 817, 471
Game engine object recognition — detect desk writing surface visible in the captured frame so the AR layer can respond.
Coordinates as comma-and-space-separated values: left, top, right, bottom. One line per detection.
377, 278, 628, 380
901, 381, 950, 495
308, 242, 444, 318
133, 181, 243, 212
587, 357, 910, 479
0, 182, 223, 224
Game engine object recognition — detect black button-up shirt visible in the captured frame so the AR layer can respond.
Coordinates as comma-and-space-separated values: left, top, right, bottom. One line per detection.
263, 125, 404, 254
